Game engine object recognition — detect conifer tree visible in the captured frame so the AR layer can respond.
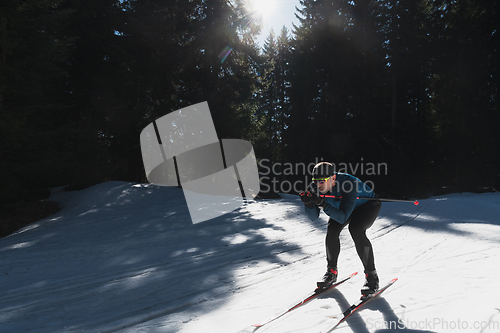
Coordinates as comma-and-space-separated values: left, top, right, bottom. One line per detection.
0, 0, 73, 204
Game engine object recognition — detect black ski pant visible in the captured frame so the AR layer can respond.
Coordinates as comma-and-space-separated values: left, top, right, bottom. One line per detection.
325, 200, 381, 272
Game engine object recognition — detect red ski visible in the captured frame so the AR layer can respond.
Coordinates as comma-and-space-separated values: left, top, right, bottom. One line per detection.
326, 278, 398, 332
253, 272, 358, 330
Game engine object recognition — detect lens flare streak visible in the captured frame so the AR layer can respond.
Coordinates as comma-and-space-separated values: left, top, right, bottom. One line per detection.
218, 46, 233, 63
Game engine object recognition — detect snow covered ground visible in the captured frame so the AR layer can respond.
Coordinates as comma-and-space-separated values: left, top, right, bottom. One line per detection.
1, 181, 500, 333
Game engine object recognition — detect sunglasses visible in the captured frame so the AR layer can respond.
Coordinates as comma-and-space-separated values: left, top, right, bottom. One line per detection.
312, 177, 330, 185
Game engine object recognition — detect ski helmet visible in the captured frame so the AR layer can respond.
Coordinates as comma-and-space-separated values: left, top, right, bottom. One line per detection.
312, 162, 336, 178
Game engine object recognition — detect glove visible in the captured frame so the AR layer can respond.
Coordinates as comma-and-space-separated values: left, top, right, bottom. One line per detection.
301, 189, 326, 208
309, 193, 325, 207
299, 191, 314, 209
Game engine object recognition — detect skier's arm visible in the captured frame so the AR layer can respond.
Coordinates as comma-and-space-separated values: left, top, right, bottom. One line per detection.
305, 204, 320, 221
299, 191, 320, 221
322, 186, 357, 224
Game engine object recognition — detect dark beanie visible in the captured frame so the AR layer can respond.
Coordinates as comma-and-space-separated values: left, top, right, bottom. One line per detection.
312, 162, 336, 178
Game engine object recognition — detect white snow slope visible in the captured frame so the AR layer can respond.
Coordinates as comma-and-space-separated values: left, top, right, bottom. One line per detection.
1, 181, 500, 333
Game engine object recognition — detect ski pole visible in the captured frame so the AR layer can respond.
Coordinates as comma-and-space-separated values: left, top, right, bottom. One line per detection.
321, 194, 419, 205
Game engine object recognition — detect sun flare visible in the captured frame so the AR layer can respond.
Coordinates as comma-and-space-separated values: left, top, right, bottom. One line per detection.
249, 0, 277, 18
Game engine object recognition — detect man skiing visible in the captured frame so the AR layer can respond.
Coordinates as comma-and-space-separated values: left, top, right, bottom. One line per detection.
299, 162, 381, 296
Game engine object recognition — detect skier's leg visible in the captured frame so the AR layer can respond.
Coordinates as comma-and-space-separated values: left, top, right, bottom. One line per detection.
348, 200, 381, 294
325, 219, 347, 269
347, 200, 381, 271
317, 219, 346, 288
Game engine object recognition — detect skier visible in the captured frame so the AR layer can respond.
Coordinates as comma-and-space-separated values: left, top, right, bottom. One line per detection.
299, 162, 381, 295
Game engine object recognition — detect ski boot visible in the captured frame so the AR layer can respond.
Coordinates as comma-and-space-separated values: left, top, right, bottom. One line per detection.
317, 268, 338, 289
361, 269, 379, 296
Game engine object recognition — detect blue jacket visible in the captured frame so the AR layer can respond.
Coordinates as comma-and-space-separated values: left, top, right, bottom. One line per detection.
305, 173, 376, 224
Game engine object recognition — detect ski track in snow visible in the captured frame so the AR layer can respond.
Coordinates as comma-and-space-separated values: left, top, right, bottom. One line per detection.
1, 181, 500, 333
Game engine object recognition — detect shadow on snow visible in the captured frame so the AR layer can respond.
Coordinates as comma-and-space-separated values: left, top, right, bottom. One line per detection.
0, 182, 307, 332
